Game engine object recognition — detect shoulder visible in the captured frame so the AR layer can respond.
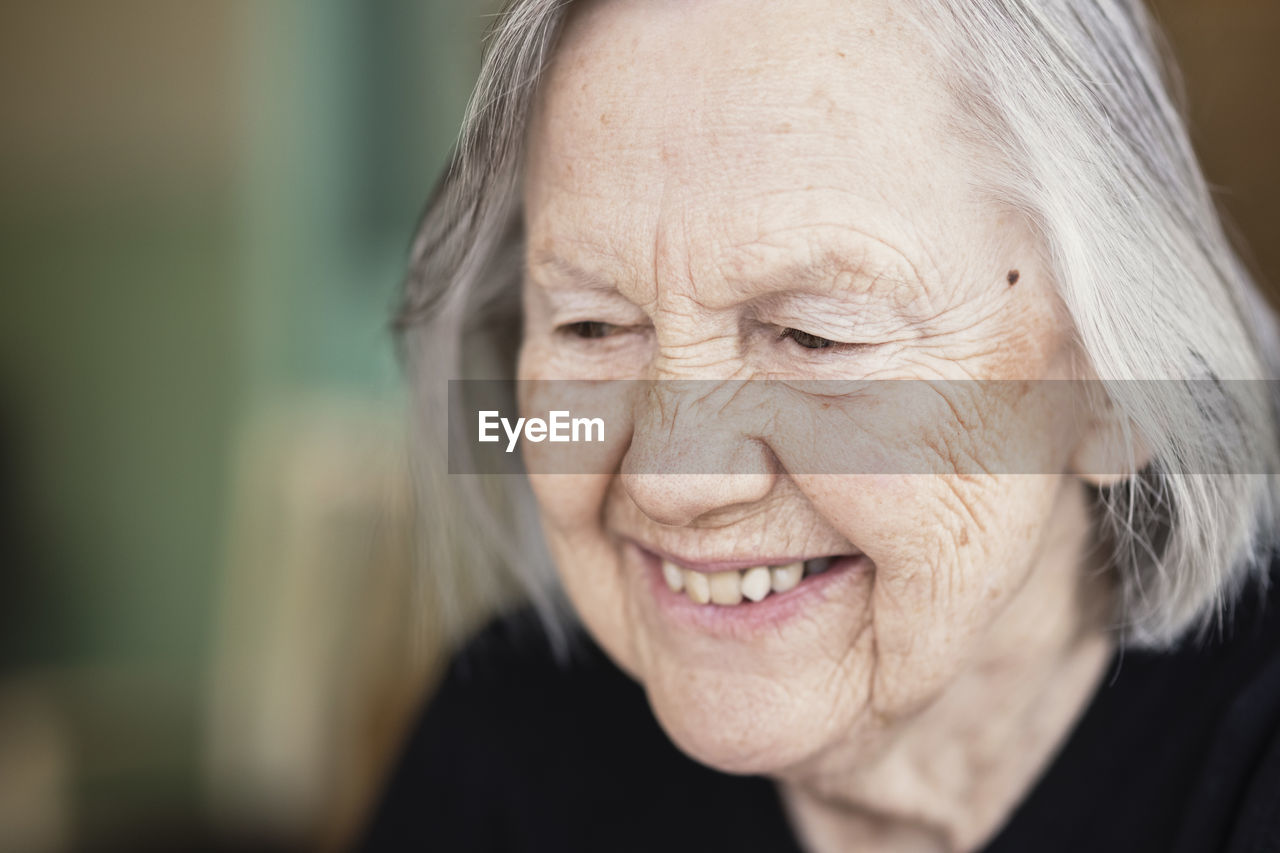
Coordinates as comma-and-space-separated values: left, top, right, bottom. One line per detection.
986, 563, 1280, 853
1174, 570, 1280, 851
359, 608, 796, 853
359, 609, 629, 850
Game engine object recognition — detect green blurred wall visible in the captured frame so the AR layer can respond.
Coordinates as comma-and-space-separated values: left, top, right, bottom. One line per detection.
0, 0, 495, 844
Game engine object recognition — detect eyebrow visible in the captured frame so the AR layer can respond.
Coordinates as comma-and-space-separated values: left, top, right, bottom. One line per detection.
527, 250, 621, 292
734, 246, 918, 297
528, 244, 920, 298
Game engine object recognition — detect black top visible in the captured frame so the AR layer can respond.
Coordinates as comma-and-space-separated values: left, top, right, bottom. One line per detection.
363, 571, 1280, 852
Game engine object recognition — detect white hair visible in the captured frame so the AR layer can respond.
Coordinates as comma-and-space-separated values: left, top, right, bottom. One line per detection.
398, 0, 1280, 652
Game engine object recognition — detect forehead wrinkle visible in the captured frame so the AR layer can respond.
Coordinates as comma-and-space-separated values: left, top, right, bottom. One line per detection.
527, 236, 928, 320
527, 246, 662, 312
527, 249, 618, 293
716, 241, 927, 306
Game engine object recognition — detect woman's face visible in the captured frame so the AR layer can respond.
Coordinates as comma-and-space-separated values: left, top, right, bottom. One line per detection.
518, 0, 1101, 777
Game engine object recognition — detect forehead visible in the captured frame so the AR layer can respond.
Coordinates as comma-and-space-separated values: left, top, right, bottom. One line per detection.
523, 0, 979, 290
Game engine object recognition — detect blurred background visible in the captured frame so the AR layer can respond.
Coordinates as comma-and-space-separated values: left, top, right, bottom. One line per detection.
0, 0, 1276, 850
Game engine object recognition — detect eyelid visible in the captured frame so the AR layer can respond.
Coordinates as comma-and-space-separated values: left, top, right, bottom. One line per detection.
557, 320, 617, 337
554, 320, 653, 344
542, 294, 648, 325
528, 271, 644, 314
773, 323, 865, 350
553, 314, 648, 332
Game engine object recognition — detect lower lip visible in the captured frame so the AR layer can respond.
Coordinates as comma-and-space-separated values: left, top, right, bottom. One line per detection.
630, 543, 869, 636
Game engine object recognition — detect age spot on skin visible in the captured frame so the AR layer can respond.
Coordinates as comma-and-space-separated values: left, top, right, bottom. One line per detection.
1007, 269, 1020, 286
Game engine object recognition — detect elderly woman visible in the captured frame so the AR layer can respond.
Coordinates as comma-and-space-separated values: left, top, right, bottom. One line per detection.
365, 0, 1280, 850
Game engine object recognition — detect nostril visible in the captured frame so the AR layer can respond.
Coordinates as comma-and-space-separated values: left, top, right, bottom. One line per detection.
619, 472, 776, 528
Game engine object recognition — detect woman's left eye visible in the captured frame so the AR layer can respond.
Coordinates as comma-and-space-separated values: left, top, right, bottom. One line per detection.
779, 327, 839, 350
559, 320, 618, 339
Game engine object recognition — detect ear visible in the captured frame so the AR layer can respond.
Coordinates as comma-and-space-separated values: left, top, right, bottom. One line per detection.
1069, 403, 1153, 487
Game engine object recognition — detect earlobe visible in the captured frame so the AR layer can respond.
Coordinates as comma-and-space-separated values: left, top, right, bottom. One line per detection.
1070, 406, 1153, 487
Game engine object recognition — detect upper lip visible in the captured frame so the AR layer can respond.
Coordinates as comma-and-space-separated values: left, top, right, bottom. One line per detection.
626, 538, 856, 574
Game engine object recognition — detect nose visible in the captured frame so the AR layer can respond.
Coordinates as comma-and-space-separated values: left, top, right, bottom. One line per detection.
620, 380, 778, 527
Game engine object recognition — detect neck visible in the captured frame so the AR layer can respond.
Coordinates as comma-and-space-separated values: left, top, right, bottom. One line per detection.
778, 480, 1115, 853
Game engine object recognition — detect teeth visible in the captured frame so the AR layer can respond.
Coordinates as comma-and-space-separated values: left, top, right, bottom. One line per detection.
770, 562, 803, 593
684, 570, 711, 604
741, 566, 771, 602
709, 571, 743, 605
661, 560, 685, 592
667, 557, 842, 606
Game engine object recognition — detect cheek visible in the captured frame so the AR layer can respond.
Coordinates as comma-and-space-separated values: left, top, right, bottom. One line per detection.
516, 349, 638, 537
526, 469, 615, 599
798, 473, 1073, 716
518, 385, 646, 674
526, 472, 608, 535
515, 356, 655, 675
528, 471, 644, 673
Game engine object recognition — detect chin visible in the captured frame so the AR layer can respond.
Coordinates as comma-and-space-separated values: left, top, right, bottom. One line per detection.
641, 665, 860, 776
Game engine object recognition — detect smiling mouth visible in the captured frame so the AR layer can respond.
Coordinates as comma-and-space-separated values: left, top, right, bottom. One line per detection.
660, 556, 845, 606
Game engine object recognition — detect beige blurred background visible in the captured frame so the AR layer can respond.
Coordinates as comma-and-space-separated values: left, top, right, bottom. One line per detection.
0, 1, 1276, 850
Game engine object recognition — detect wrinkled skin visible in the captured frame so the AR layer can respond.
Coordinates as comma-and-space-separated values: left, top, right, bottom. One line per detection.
517, 0, 1118, 849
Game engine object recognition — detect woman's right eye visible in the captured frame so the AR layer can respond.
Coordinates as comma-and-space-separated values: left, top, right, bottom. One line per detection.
558, 320, 618, 339
779, 327, 836, 350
